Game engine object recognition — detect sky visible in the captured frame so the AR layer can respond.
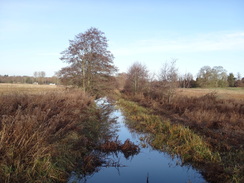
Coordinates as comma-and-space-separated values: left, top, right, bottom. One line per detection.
0, 0, 244, 78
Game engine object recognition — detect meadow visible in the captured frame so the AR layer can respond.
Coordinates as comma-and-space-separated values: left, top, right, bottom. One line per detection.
177, 87, 244, 100
0, 83, 61, 95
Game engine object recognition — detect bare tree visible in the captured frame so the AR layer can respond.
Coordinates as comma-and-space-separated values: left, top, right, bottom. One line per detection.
39, 71, 46, 78
124, 62, 149, 95
33, 72, 38, 78
237, 72, 241, 81
235, 72, 244, 87
58, 27, 117, 96
33, 71, 46, 84
158, 59, 179, 103
39, 71, 46, 84
179, 72, 194, 88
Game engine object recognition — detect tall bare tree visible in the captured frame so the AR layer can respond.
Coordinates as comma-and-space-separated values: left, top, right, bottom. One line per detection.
33, 72, 38, 79
33, 71, 46, 84
159, 59, 179, 103
124, 62, 149, 95
58, 27, 117, 95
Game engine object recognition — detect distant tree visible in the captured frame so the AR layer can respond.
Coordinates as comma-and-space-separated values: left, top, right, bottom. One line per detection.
237, 72, 241, 80
33, 72, 38, 81
39, 71, 46, 84
33, 71, 46, 84
212, 66, 228, 87
179, 72, 194, 88
116, 72, 127, 90
58, 27, 117, 96
124, 62, 149, 95
158, 59, 179, 103
197, 66, 228, 87
196, 66, 213, 87
227, 73, 235, 87
190, 79, 198, 88
235, 73, 244, 87
24, 77, 32, 84
39, 71, 46, 78
0, 75, 59, 85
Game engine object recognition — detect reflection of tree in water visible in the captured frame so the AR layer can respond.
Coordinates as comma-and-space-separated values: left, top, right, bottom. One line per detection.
147, 173, 149, 183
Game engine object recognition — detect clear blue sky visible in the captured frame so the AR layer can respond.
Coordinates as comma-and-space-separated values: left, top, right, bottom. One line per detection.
0, 0, 243, 78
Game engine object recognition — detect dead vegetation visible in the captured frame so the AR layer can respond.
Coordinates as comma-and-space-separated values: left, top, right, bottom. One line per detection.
127, 91, 244, 150
99, 138, 140, 159
177, 87, 244, 101
0, 83, 60, 95
121, 89, 244, 183
0, 90, 113, 182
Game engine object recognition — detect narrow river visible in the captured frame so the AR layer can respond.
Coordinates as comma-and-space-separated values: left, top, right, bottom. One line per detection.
69, 100, 207, 183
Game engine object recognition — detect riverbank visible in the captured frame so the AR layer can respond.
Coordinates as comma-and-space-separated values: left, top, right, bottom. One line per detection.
1, 84, 243, 182
0, 89, 115, 182
117, 96, 244, 183
70, 103, 207, 183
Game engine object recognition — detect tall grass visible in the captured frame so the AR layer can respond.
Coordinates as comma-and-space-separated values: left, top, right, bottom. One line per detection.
117, 98, 244, 183
0, 90, 112, 182
117, 99, 219, 163
126, 91, 244, 150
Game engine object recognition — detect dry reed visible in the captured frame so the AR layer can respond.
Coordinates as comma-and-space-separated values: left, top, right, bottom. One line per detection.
0, 90, 109, 182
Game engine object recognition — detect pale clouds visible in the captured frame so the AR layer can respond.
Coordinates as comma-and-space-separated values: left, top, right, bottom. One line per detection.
112, 31, 244, 56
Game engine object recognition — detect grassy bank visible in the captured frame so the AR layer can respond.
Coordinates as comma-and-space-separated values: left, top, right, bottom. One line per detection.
0, 89, 113, 182
117, 98, 243, 182
129, 90, 244, 150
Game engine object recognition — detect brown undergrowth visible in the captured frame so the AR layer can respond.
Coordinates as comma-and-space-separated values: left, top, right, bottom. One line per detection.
0, 90, 113, 182
130, 92, 244, 150
121, 92, 244, 183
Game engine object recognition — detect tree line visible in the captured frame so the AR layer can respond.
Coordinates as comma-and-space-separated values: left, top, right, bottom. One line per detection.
120, 61, 243, 103
0, 73, 59, 85
1, 28, 243, 94
57, 27, 243, 95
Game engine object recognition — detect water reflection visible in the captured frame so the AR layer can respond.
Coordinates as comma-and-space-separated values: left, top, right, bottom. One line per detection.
68, 103, 207, 183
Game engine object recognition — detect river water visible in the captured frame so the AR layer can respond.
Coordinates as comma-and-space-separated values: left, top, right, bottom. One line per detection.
68, 100, 207, 183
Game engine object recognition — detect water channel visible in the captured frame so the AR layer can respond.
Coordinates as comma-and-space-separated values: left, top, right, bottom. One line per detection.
69, 100, 207, 183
